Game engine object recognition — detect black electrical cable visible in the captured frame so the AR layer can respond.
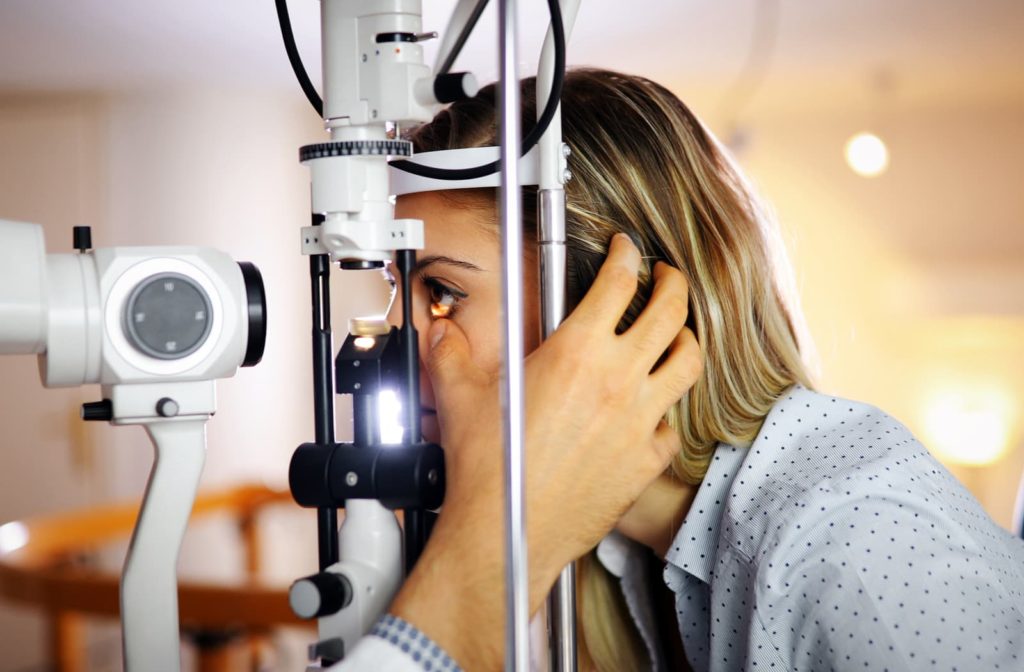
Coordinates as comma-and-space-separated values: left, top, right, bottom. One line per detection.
389, 0, 566, 181
436, 0, 491, 77
276, 0, 324, 118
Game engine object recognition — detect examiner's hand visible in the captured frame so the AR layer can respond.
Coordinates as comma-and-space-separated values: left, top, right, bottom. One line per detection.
391, 234, 702, 669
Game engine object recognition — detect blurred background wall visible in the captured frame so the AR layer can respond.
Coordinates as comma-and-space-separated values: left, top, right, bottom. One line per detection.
0, 0, 1021, 669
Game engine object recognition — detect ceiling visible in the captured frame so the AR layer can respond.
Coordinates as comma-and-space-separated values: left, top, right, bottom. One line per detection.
0, 0, 1021, 271
0, 0, 1021, 113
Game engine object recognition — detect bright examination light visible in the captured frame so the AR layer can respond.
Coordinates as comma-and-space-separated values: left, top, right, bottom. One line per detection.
922, 387, 1015, 467
353, 336, 377, 350
0, 521, 29, 554
845, 132, 889, 177
378, 389, 405, 445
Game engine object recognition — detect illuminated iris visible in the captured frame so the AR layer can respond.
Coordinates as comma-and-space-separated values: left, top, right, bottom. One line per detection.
430, 290, 458, 318
423, 277, 465, 319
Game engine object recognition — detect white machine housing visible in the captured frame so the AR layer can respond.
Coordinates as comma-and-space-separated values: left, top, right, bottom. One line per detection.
0, 220, 253, 397
303, 0, 442, 265
0, 218, 265, 671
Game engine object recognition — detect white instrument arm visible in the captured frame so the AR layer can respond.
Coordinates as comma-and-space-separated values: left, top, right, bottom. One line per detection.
121, 416, 209, 671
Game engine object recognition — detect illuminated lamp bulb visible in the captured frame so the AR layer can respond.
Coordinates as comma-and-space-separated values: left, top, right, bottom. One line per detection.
0, 521, 29, 553
922, 389, 1013, 467
353, 336, 376, 350
845, 132, 889, 177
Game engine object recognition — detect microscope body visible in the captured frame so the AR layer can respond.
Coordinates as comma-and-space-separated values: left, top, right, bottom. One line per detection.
0, 219, 267, 670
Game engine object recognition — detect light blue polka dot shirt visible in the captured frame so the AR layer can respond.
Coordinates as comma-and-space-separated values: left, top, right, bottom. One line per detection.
664, 384, 1024, 671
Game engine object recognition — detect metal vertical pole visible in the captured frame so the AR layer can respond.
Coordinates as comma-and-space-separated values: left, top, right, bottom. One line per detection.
310, 250, 339, 571
537, 2, 581, 669
498, 0, 530, 670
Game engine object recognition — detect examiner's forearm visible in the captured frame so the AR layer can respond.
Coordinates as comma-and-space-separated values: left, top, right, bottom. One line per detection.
389, 513, 564, 671
390, 519, 505, 670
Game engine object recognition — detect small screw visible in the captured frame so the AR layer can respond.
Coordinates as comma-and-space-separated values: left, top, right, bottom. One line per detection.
427, 469, 439, 485
345, 471, 359, 486
562, 169, 573, 183
353, 360, 360, 367
354, 382, 362, 390
562, 144, 572, 157
362, 54, 367, 62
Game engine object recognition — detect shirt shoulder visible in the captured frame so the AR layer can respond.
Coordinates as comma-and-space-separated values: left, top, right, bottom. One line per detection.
724, 385, 961, 559
715, 387, 1024, 669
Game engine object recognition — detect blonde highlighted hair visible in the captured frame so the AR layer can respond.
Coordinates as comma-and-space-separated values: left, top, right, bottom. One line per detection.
407, 68, 814, 671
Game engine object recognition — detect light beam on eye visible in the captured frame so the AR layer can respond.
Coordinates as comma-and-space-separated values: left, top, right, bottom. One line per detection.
430, 294, 456, 318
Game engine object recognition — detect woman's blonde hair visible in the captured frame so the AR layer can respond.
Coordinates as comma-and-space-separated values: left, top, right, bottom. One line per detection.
407, 68, 815, 671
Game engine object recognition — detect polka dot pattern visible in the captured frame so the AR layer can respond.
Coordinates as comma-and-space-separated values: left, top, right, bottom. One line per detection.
664, 385, 1024, 671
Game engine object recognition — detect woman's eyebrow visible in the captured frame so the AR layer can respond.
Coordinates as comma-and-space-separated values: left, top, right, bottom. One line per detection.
412, 255, 485, 274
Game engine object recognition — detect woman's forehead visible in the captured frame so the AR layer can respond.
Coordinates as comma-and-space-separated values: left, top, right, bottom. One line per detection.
397, 192, 499, 260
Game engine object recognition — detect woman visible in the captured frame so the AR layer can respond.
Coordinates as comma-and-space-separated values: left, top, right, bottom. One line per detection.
335, 69, 1024, 671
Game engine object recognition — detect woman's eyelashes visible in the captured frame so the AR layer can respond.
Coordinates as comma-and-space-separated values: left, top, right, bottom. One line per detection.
419, 275, 467, 319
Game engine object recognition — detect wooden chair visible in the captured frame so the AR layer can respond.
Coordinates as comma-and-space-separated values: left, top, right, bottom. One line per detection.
0, 484, 310, 671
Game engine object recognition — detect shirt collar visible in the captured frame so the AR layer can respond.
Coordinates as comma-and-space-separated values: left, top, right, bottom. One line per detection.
664, 443, 745, 584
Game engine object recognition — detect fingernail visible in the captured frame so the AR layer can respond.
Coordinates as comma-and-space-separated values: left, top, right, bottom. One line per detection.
615, 233, 641, 271
429, 320, 446, 349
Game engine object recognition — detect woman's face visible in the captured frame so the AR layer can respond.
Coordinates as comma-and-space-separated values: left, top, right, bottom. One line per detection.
387, 191, 540, 444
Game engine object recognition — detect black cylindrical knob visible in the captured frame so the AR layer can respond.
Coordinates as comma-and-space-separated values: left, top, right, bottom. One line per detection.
237, 262, 267, 367
289, 571, 353, 619
73, 226, 92, 252
81, 400, 113, 422
433, 72, 480, 104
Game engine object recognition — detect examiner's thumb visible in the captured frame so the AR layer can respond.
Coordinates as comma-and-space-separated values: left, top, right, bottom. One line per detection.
425, 319, 473, 396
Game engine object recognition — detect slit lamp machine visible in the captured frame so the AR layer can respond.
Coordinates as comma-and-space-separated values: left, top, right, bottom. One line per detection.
0, 0, 581, 669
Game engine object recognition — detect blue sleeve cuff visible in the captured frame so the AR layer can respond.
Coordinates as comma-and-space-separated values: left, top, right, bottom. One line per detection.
370, 613, 463, 672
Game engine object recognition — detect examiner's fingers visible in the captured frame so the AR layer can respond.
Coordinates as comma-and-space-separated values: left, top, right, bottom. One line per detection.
566, 234, 641, 332
646, 326, 702, 406
625, 262, 690, 363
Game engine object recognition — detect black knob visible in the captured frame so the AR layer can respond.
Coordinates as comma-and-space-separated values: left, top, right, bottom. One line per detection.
289, 572, 353, 619
433, 72, 480, 104
81, 400, 113, 422
237, 262, 267, 368
73, 226, 92, 252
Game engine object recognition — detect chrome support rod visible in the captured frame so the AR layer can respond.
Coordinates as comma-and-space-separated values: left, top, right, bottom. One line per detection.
497, 0, 530, 670
539, 188, 575, 672
537, 2, 581, 670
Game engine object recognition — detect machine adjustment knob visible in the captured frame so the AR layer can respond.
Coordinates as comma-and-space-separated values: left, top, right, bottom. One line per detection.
289, 571, 353, 619
156, 397, 179, 418
433, 72, 480, 103
81, 400, 113, 422
237, 262, 267, 367
72, 226, 92, 252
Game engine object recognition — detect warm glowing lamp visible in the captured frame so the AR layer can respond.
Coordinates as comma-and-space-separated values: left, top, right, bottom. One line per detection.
845, 132, 889, 177
922, 387, 1015, 467
0, 521, 28, 553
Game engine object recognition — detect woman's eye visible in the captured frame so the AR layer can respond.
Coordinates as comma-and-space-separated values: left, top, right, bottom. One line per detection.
423, 277, 466, 319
